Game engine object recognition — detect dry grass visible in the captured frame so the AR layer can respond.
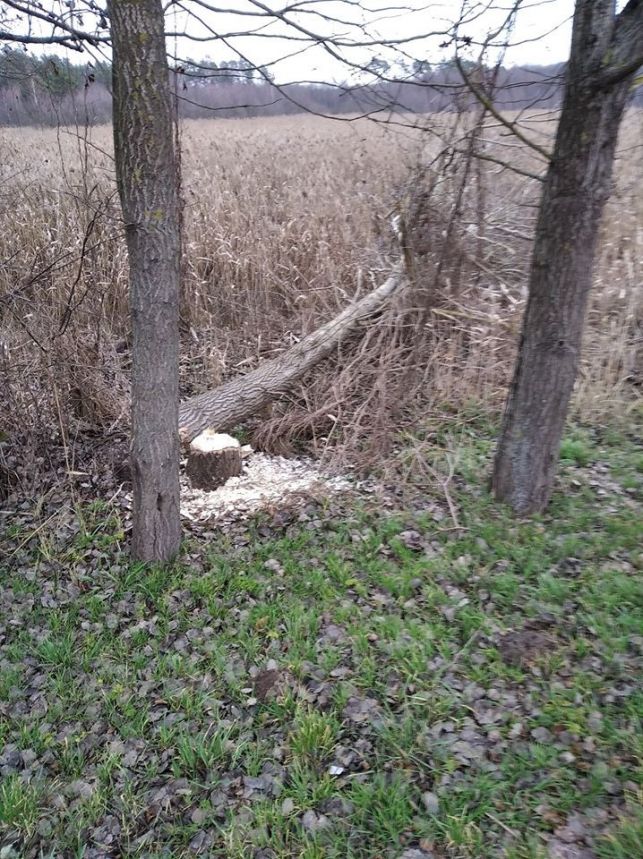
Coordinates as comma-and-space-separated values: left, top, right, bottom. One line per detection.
0, 110, 641, 486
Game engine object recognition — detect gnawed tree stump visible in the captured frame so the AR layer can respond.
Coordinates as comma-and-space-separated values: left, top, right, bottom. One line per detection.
186, 431, 242, 490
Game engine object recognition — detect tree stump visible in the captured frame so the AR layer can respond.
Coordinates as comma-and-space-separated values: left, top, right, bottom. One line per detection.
186, 431, 242, 490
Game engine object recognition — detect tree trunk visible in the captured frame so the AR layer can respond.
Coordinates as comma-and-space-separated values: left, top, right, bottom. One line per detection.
109, 0, 181, 561
492, 0, 642, 515
179, 266, 405, 441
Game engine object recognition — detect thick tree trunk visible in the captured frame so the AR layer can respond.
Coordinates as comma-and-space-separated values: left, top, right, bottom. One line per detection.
110, 0, 181, 561
492, 0, 641, 515
179, 266, 405, 441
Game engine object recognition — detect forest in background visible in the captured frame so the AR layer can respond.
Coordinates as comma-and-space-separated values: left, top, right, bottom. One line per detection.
0, 48, 601, 125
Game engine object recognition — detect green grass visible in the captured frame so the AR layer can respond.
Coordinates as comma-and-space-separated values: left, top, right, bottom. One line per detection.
560, 432, 593, 467
288, 706, 340, 766
0, 421, 641, 857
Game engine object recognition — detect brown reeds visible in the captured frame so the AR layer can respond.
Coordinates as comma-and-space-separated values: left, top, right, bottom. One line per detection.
0, 110, 641, 488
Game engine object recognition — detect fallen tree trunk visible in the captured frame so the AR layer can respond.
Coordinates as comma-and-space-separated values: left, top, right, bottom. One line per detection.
179, 265, 406, 441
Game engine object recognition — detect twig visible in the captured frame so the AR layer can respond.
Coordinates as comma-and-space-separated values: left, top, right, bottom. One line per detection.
425, 453, 461, 530
455, 57, 553, 163
6, 510, 63, 562
485, 811, 519, 838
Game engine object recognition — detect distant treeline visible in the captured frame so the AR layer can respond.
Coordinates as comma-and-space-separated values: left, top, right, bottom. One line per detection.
0, 50, 640, 126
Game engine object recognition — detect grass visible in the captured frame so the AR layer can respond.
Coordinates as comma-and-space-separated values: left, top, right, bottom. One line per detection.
0, 421, 641, 856
0, 776, 40, 835
597, 797, 643, 859
289, 707, 340, 766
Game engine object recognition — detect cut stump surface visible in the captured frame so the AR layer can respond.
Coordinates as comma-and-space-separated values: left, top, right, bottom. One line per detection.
186, 431, 242, 490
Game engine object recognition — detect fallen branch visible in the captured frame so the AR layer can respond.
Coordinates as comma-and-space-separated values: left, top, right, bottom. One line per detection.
179, 265, 406, 441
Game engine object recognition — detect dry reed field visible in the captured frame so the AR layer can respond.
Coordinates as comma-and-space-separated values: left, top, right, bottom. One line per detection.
1, 110, 641, 490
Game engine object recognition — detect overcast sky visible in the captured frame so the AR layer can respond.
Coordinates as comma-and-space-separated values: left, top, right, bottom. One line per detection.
162, 0, 576, 82
5, 0, 582, 81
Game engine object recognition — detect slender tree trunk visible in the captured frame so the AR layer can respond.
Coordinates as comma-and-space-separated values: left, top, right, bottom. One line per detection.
492, 0, 641, 515
109, 0, 181, 561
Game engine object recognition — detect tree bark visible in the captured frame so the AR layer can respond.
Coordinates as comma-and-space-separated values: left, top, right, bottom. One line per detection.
179, 266, 405, 442
492, 0, 642, 515
109, 0, 181, 561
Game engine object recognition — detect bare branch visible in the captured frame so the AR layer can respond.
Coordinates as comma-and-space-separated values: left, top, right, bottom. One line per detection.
454, 147, 544, 182
0, 29, 86, 48
1, 0, 107, 46
455, 56, 553, 162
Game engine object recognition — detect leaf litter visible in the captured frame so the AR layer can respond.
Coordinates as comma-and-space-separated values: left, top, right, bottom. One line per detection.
0, 430, 641, 857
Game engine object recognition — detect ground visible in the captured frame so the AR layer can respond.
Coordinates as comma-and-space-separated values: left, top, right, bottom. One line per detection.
0, 421, 641, 858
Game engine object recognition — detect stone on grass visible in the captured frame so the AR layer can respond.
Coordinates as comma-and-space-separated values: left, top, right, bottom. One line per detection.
422, 791, 440, 814
281, 797, 295, 815
69, 779, 96, 800
301, 810, 330, 833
